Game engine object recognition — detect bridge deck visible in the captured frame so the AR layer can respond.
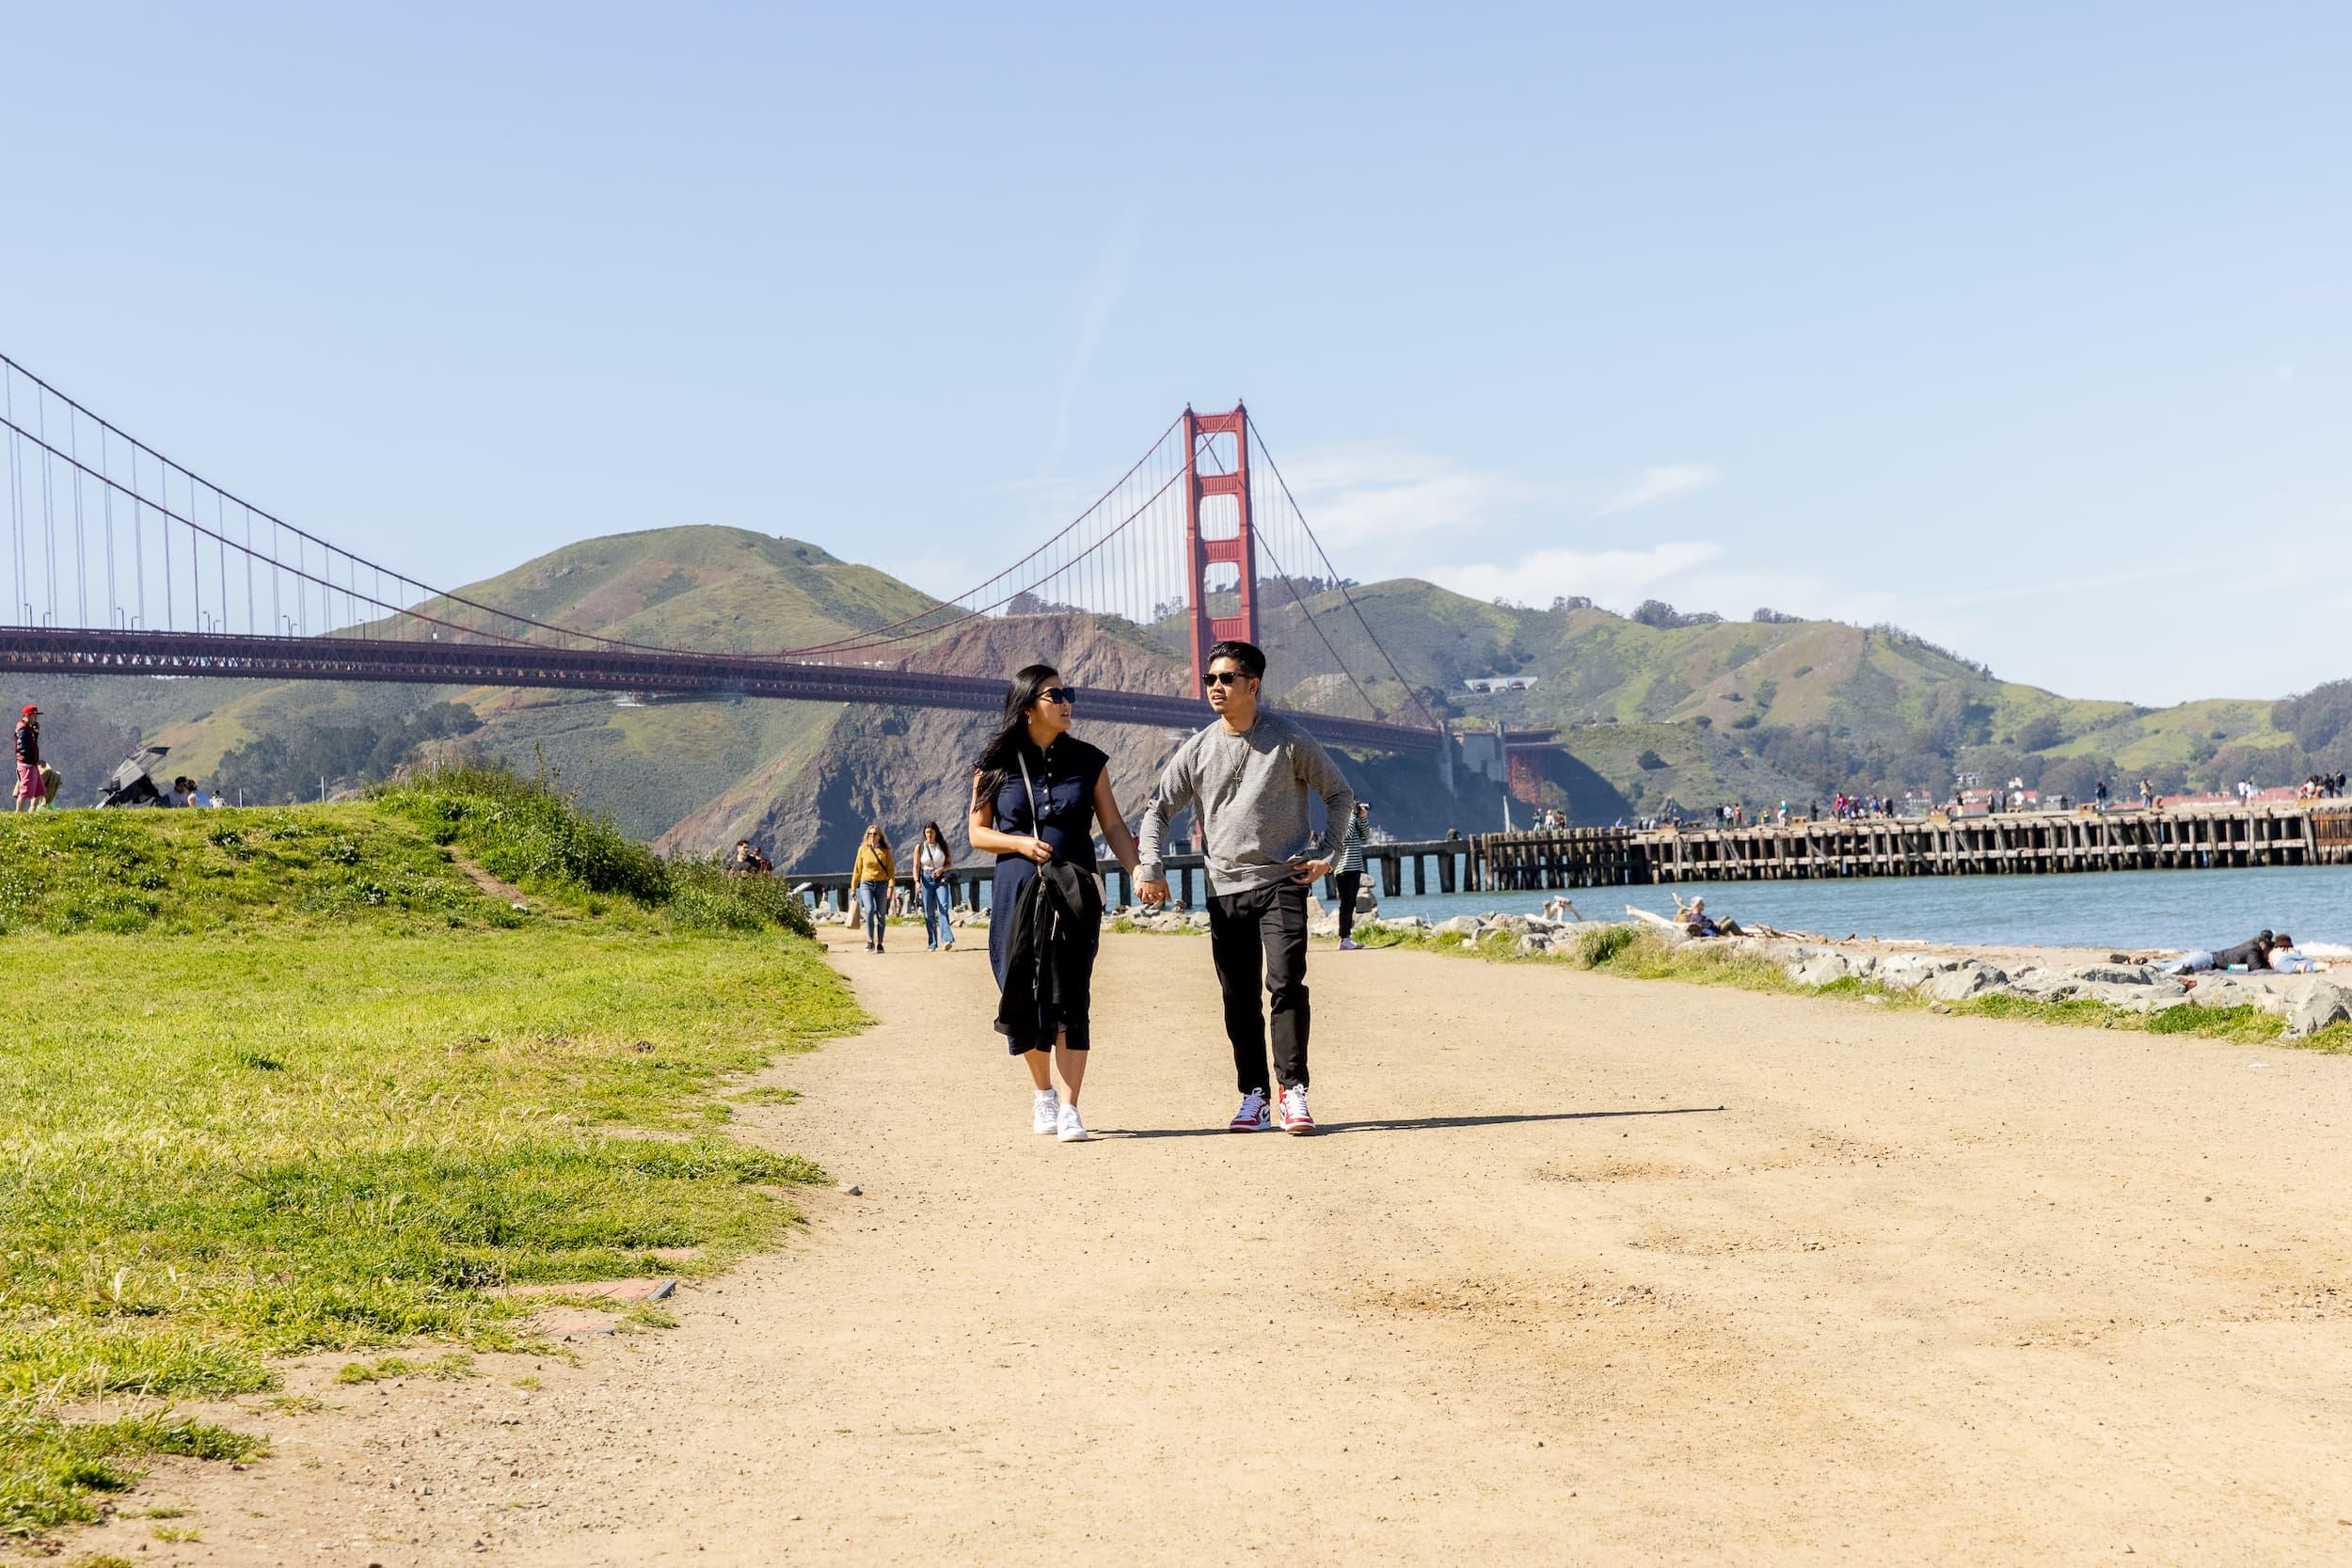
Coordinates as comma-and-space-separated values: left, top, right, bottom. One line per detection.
0, 627, 1439, 753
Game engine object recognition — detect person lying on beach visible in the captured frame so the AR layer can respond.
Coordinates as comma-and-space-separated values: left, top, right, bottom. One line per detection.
2212, 930, 2280, 972
2265, 935, 2324, 974
2161, 930, 2279, 976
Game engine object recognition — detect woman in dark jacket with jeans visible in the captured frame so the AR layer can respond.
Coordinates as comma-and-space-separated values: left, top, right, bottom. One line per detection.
967, 664, 1141, 1144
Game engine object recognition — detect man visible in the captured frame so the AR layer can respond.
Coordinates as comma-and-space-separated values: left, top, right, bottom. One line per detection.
2211, 929, 2279, 973
12, 705, 40, 813
1334, 800, 1371, 951
1137, 641, 1355, 1135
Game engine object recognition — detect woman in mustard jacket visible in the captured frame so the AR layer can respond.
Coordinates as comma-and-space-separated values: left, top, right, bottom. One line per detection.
850, 823, 896, 953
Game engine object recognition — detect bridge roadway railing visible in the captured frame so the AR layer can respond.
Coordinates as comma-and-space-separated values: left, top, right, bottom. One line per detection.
793, 839, 1488, 915
0, 626, 1438, 754
787, 853, 1214, 918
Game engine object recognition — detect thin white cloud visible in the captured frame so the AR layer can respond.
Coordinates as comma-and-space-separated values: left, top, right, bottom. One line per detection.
1272, 441, 1540, 547
1670, 567, 1901, 628
1044, 208, 1143, 469
1597, 463, 1720, 516
1926, 561, 2208, 610
1431, 541, 1724, 608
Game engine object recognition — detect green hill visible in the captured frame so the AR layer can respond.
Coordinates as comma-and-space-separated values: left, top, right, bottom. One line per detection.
12, 530, 2343, 853
1236, 581, 2339, 810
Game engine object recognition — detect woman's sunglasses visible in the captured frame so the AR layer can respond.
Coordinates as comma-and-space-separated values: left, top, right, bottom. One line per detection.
1201, 671, 1250, 688
1038, 687, 1076, 705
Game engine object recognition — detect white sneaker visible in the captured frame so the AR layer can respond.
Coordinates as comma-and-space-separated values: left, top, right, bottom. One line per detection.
1338, 938, 1363, 951
1279, 1085, 1315, 1135
1031, 1088, 1060, 1135
1229, 1088, 1274, 1132
1057, 1103, 1092, 1143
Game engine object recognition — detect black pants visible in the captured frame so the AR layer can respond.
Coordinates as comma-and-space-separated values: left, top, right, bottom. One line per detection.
1208, 880, 1310, 1094
1334, 871, 1362, 941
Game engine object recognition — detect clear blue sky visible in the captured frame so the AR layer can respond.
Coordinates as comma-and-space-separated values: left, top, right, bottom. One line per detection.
6, 3, 2345, 705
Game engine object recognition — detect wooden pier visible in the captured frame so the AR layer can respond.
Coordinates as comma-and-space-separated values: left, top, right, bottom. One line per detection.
1474, 804, 2352, 891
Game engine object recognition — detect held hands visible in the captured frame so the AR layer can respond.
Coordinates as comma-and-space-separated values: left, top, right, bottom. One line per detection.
1136, 877, 1171, 906
1289, 858, 1332, 884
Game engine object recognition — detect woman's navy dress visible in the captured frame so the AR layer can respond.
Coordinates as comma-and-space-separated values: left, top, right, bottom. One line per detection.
988, 736, 1107, 1052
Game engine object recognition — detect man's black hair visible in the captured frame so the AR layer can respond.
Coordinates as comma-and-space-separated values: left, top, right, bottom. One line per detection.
1204, 640, 1265, 680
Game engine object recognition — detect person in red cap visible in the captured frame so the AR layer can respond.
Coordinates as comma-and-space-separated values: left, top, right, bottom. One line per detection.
12, 705, 41, 812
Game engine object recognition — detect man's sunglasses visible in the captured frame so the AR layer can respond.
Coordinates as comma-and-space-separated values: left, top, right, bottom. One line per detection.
1038, 687, 1077, 705
1201, 671, 1252, 688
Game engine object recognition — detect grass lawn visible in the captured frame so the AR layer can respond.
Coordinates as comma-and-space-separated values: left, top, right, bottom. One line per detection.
0, 781, 860, 1539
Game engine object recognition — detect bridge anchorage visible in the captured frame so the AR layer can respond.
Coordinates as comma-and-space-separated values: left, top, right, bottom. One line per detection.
0, 355, 1451, 759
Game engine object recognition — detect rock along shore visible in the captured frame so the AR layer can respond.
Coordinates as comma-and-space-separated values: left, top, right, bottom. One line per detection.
868, 897, 2352, 1040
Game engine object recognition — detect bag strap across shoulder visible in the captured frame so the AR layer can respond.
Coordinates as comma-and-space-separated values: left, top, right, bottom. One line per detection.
1017, 751, 1042, 838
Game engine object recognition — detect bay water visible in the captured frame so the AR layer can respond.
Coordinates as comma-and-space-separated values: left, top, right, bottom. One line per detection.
1368, 862, 2352, 953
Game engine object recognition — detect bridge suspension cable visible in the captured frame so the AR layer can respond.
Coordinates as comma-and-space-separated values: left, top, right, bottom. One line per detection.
0, 351, 1439, 739
774, 413, 1191, 662
1244, 413, 1444, 732
0, 353, 771, 654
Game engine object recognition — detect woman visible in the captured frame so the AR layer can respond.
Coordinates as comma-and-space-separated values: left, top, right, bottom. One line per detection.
968, 664, 1140, 1144
916, 821, 957, 953
850, 823, 896, 953
1334, 799, 1370, 951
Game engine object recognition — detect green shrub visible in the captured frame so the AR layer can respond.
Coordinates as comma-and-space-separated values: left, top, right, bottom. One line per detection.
377, 765, 666, 905
662, 858, 816, 938
377, 768, 811, 935
1567, 923, 1639, 967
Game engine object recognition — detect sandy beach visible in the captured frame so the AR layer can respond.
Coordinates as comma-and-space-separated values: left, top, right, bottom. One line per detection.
132, 927, 2352, 1566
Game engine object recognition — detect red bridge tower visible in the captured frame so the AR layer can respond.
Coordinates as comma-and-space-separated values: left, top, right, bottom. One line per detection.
1182, 404, 1259, 687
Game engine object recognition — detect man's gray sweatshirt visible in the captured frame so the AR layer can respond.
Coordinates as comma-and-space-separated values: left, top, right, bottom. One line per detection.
1136, 711, 1356, 895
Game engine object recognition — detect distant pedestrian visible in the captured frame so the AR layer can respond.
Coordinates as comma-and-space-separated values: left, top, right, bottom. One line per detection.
2094, 779, 2109, 813
12, 705, 41, 812
850, 823, 896, 953
1137, 640, 1354, 1136
915, 821, 958, 953
969, 664, 1142, 1144
1334, 800, 1371, 951
730, 839, 772, 874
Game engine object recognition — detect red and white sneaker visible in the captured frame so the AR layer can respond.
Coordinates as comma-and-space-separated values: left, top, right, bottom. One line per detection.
1279, 1085, 1315, 1135
1229, 1088, 1273, 1132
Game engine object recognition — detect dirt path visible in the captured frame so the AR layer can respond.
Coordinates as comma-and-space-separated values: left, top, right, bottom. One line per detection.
131, 928, 2352, 1564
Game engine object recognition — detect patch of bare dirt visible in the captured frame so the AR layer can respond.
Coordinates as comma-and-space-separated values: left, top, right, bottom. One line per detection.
86, 928, 2352, 1567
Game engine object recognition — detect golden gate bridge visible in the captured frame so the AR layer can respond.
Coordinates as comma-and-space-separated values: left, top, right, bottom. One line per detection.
0, 353, 1445, 755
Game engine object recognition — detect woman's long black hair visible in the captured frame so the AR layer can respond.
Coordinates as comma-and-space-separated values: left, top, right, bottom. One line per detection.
974, 664, 1061, 809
